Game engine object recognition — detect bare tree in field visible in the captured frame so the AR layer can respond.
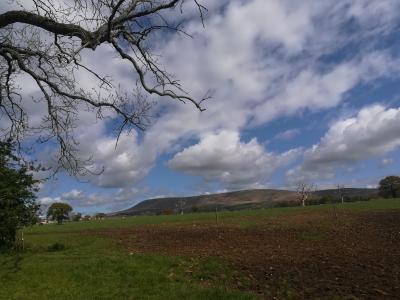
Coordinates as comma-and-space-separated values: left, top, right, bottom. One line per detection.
175, 198, 186, 215
0, 0, 208, 174
296, 181, 315, 207
337, 184, 345, 204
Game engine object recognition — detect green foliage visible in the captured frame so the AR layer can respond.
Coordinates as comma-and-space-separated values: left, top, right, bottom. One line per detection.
160, 209, 174, 215
344, 195, 370, 202
0, 139, 40, 251
47, 242, 65, 252
47, 202, 73, 224
72, 213, 82, 222
318, 195, 336, 204
83, 214, 91, 221
94, 213, 106, 220
271, 201, 298, 208
378, 175, 400, 198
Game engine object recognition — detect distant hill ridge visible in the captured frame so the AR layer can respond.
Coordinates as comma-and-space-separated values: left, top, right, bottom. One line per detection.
110, 188, 378, 216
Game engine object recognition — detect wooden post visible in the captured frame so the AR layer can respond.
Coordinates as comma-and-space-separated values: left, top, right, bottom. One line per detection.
21, 229, 24, 250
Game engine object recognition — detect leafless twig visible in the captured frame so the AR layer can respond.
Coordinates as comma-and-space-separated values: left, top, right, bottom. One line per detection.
0, 0, 208, 175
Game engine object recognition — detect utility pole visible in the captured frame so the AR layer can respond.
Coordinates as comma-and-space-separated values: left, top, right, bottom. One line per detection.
21, 228, 24, 250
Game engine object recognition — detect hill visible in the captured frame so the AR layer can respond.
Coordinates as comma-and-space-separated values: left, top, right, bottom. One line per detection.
313, 188, 379, 198
110, 188, 378, 216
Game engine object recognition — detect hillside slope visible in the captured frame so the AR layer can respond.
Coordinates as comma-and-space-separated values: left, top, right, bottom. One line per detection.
111, 188, 378, 216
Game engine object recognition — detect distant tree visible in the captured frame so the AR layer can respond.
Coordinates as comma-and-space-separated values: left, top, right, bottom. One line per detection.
378, 176, 400, 198
337, 185, 346, 204
175, 199, 186, 215
319, 195, 335, 204
160, 209, 174, 215
72, 213, 82, 222
94, 213, 106, 220
296, 182, 315, 207
83, 215, 91, 221
47, 203, 72, 224
0, 139, 40, 251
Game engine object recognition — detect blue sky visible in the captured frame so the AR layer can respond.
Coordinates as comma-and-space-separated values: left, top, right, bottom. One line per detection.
2, 1, 400, 214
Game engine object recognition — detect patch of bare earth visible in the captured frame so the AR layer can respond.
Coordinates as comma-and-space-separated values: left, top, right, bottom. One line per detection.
100, 210, 400, 299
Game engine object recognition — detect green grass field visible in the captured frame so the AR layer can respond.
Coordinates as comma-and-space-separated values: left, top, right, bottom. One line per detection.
1, 199, 399, 300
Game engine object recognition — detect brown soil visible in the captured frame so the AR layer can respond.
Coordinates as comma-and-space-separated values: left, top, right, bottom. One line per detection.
100, 210, 400, 299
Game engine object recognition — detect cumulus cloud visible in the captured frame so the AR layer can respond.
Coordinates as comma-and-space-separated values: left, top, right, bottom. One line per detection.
253, 51, 400, 125
38, 197, 60, 206
84, 132, 152, 188
168, 130, 301, 189
61, 189, 85, 201
137, 1, 400, 192
39, 187, 140, 210
4, 0, 400, 208
143, 0, 400, 170
287, 105, 400, 181
34, 114, 153, 189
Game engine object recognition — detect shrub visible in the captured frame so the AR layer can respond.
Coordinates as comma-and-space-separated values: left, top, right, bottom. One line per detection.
160, 209, 174, 215
0, 140, 40, 251
47, 242, 65, 252
378, 176, 400, 198
271, 201, 298, 208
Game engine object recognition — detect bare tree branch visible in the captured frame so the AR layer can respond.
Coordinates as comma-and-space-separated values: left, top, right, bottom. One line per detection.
0, 0, 208, 175
296, 181, 316, 207
337, 184, 345, 204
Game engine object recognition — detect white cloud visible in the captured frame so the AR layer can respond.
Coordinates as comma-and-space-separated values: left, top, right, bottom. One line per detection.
253, 51, 400, 125
38, 197, 60, 206
366, 184, 378, 189
62, 189, 85, 200
274, 129, 301, 141
81, 130, 153, 188
146, 0, 400, 162
137, 1, 400, 192
287, 105, 400, 181
39, 187, 141, 211
347, 1, 400, 32
380, 158, 394, 167
4, 0, 400, 208
168, 130, 300, 189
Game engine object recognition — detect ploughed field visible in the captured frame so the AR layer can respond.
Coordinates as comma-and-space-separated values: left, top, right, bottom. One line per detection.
1, 199, 400, 299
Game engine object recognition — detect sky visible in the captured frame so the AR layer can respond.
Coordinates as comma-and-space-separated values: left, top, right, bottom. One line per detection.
2, 0, 400, 214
